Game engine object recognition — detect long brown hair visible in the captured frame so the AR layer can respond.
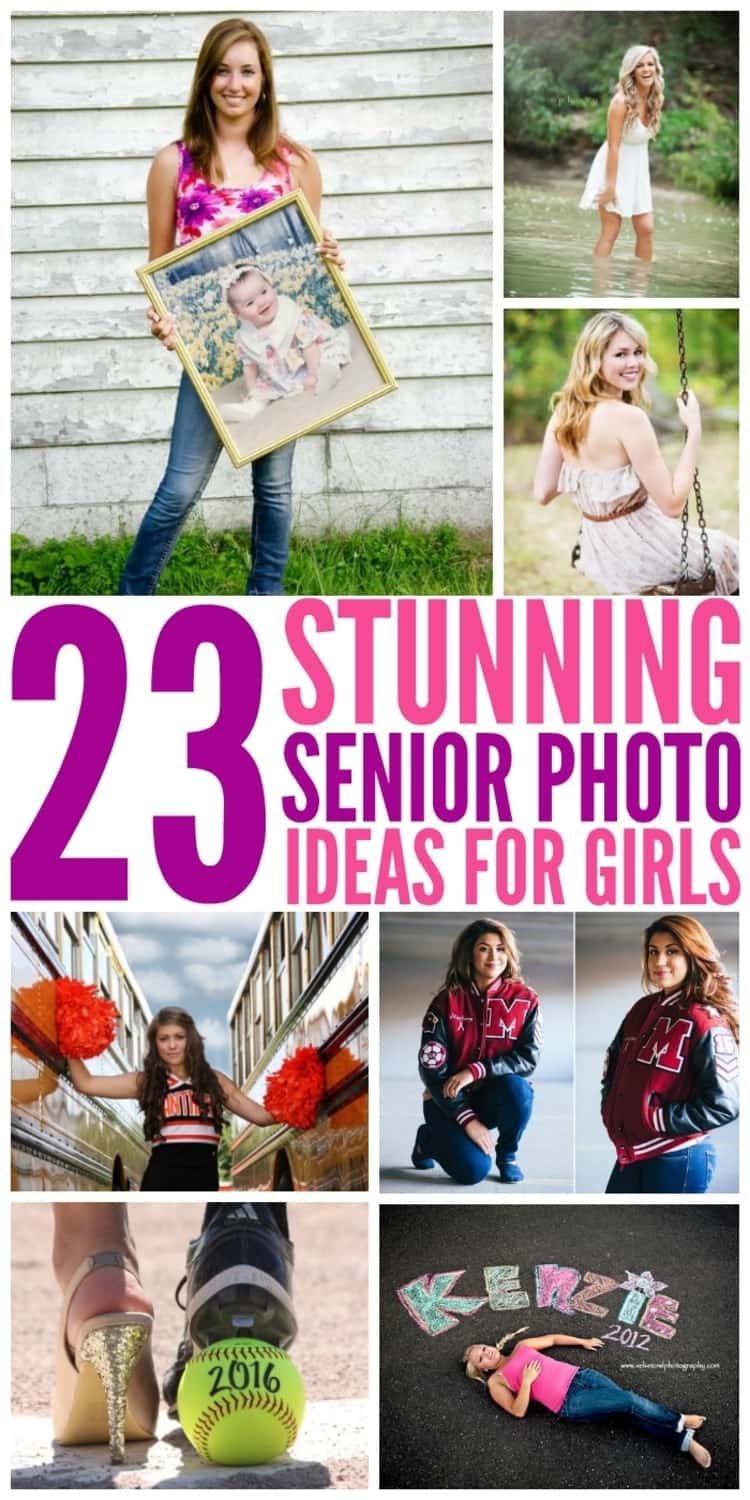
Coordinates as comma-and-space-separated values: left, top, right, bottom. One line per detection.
137, 1006, 225, 1141
641, 916, 739, 1042
439, 918, 522, 991
183, 18, 307, 182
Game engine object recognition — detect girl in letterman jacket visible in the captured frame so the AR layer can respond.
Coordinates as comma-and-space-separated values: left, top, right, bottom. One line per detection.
413, 918, 542, 1185
601, 915, 739, 1194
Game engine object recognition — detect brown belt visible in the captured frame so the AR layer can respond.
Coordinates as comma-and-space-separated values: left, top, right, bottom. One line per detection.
579, 485, 648, 522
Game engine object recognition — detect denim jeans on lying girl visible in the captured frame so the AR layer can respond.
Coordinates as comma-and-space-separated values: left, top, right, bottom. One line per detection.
118, 372, 295, 595
560, 1368, 692, 1450
605, 1139, 716, 1195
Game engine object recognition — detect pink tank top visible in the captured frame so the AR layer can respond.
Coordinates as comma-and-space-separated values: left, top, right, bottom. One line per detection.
174, 140, 295, 245
497, 1345, 578, 1414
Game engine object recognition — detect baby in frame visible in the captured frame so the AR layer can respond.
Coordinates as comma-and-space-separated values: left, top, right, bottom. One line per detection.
224, 261, 352, 421
147, 191, 391, 464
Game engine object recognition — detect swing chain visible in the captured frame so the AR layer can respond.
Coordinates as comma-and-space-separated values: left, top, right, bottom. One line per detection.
675, 308, 714, 584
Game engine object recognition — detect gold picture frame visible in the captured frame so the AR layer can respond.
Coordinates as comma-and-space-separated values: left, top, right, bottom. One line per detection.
137, 190, 398, 468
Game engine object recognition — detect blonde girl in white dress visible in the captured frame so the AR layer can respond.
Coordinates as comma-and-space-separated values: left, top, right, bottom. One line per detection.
533, 312, 739, 596
580, 46, 663, 263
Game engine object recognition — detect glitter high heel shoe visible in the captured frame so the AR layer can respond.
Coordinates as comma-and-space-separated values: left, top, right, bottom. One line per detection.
54, 1251, 159, 1464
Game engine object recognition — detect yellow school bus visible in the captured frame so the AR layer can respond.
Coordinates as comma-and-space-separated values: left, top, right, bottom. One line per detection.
227, 911, 368, 1190
11, 912, 151, 1190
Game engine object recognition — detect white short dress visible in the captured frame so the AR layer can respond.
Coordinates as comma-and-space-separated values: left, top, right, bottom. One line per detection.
559, 461, 739, 595
579, 120, 652, 218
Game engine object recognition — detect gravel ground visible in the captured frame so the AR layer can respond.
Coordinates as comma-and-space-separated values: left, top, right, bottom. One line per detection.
12, 1201, 368, 1487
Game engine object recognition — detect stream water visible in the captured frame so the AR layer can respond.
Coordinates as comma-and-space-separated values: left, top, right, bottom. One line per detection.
505, 163, 739, 299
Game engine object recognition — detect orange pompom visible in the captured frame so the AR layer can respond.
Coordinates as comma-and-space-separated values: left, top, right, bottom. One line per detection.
55, 978, 120, 1059
263, 1045, 325, 1129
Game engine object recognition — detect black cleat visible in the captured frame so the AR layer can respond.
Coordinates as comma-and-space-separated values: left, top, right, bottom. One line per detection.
162, 1203, 297, 1416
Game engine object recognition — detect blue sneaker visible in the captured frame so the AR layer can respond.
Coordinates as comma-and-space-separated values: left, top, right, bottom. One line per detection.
497, 1156, 525, 1184
411, 1124, 436, 1170
162, 1203, 296, 1415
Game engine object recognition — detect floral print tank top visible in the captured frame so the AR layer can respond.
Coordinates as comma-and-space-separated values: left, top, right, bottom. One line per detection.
175, 140, 295, 245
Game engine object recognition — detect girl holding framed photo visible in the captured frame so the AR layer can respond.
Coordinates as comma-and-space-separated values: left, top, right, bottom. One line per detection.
118, 17, 343, 595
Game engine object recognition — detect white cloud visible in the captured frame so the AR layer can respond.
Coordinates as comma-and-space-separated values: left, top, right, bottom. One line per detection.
178, 937, 247, 964
114, 913, 263, 938
135, 968, 181, 1006
115, 934, 164, 966
183, 961, 243, 998
194, 1016, 229, 1051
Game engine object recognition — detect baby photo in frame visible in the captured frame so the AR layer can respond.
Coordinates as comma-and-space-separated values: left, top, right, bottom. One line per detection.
138, 190, 397, 467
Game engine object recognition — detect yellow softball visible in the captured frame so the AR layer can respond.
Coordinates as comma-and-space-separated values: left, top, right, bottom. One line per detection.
177, 1337, 306, 1465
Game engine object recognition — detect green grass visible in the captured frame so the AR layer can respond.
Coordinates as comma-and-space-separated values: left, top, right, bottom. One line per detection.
11, 521, 493, 597
503, 433, 738, 595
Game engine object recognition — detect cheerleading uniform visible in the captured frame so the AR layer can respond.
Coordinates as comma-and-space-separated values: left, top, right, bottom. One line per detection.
139, 1072, 221, 1192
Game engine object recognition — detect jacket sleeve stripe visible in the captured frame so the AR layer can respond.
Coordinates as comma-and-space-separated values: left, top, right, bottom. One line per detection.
455, 1107, 477, 1127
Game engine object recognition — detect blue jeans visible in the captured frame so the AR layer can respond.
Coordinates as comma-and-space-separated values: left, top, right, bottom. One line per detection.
605, 1139, 716, 1195
118, 372, 295, 595
422, 1074, 534, 1185
560, 1368, 690, 1450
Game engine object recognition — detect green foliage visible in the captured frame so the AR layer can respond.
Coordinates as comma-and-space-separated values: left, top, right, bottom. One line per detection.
653, 101, 738, 201
10, 531, 133, 596
11, 522, 492, 598
504, 13, 738, 201
504, 41, 571, 155
505, 11, 738, 108
504, 308, 738, 442
217, 1124, 233, 1185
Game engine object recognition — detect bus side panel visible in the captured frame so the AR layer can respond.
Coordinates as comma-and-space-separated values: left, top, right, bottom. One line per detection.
11, 919, 149, 1190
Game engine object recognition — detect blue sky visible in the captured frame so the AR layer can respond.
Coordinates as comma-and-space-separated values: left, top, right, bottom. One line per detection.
109, 912, 264, 1074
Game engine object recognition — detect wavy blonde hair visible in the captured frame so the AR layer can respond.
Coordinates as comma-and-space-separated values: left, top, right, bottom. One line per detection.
618, 45, 664, 135
551, 312, 655, 456
461, 1327, 529, 1385
641, 915, 739, 1042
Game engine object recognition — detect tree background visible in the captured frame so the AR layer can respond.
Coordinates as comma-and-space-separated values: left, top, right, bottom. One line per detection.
503, 308, 739, 596
505, 308, 739, 443
505, 11, 738, 201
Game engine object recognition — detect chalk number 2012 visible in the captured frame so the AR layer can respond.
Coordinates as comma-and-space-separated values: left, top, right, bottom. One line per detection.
11, 604, 265, 902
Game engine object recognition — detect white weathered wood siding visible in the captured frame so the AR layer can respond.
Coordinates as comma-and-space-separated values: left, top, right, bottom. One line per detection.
11, 10, 492, 543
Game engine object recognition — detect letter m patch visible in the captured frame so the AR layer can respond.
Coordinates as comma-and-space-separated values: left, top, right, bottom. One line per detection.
636, 1016, 693, 1074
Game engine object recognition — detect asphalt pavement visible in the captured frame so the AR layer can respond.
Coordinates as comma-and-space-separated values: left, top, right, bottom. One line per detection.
380, 1203, 737, 1490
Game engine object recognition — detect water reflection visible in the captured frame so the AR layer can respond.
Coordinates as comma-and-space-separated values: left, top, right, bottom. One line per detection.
505, 174, 739, 299
590, 256, 653, 300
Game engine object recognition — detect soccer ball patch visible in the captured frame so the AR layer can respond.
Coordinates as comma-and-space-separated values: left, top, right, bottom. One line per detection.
420, 1041, 447, 1070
